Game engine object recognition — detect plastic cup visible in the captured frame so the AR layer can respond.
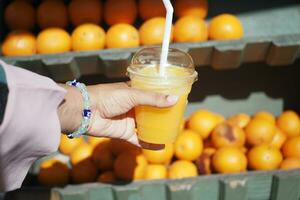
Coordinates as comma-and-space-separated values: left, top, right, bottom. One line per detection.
127, 47, 197, 144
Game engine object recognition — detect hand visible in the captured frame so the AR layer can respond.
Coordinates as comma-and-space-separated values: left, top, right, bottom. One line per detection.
58, 82, 178, 146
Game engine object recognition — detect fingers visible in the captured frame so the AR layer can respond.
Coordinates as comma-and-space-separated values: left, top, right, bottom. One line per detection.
128, 88, 179, 108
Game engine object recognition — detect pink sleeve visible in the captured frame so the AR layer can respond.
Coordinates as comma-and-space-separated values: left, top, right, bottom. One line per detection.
0, 60, 66, 192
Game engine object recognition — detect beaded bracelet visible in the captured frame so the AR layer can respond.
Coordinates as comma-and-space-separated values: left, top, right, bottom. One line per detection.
65, 80, 91, 139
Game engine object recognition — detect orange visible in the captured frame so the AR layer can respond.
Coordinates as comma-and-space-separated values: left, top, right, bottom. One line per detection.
187, 109, 218, 139
227, 113, 250, 129
70, 142, 93, 165
71, 23, 106, 51
211, 123, 245, 148
168, 160, 198, 179
2, 31, 36, 57
106, 24, 140, 49
270, 128, 287, 149
4, 1, 35, 30
139, 17, 173, 45
248, 144, 282, 170
174, 129, 203, 161
71, 159, 98, 183
175, 0, 208, 19
245, 118, 276, 146
142, 143, 174, 165
87, 136, 110, 147
37, 0, 68, 29
144, 164, 167, 180
97, 171, 116, 183
174, 16, 208, 43
277, 111, 300, 138
59, 134, 84, 155
208, 14, 244, 40
38, 159, 70, 186
214, 113, 226, 125
195, 147, 216, 175
280, 157, 300, 170
212, 147, 247, 173
114, 151, 147, 181
36, 28, 71, 54
68, 0, 102, 26
104, 0, 137, 26
253, 111, 276, 124
109, 138, 141, 156
138, 0, 166, 20
282, 136, 300, 159
92, 142, 114, 171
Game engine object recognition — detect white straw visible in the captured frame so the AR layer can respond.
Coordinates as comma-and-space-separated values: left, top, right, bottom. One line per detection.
160, 0, 174, 76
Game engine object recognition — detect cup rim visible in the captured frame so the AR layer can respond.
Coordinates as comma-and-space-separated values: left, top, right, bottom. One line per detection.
127, 64, 198, 81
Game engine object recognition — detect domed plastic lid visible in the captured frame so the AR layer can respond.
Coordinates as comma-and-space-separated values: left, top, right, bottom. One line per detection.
128, 47, 197, 79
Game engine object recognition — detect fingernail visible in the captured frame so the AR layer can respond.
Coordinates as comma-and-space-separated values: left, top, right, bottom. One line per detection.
167, 95, 179, 104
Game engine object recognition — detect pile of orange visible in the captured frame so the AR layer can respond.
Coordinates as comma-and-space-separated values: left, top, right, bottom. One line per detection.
38, 109, 300, 186
2, 0, 244, 57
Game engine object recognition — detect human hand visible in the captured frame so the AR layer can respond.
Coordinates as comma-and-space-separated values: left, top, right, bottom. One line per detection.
58, 82, 178, 146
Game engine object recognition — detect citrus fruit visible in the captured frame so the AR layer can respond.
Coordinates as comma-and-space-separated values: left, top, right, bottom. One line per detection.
211, 122, 245, 148
106, 24, 139, 49
282, 136, 300, 159
142, 143, 174, 165
187, 109, 218, 139
114, 151, 147, 181
71, 159, 98, 183
227, 113, 250, 129
138, 0, 166, 20
174, 129, 203, 161
168, 160, 198, 179
104, 0, 137, 26
71, 23, 106, 51
109, 138, 141, 156
245, 118, 276, 146
248, 144, 283, 170
87, 136, 110, 147
175, 0, 208, 19
212, 147, 247, 173
270, 128, 287, 149
70, 142, 93, 165
92, 142, 114, 171
37, 0, 68, 29
208, 14, 244, 40
174, 16, 208, 43
139, 17, 173, 45
277, 111, 300, 138
2, 31, 36, 56
38, 159, 70, 186
253, 111, 276, 124
36, 28, 71, 54
280, 157, 300, 170
59, 134, 84, 155
144, 164, 167, 180
195, 147, 216, 174
214, 113, 226, 125
68, 0, 102, 26
97, 171, 116, 183
4, 0, 35, 30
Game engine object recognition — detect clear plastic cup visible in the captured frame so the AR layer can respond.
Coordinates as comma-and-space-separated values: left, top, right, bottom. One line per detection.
127, 47, 197, 144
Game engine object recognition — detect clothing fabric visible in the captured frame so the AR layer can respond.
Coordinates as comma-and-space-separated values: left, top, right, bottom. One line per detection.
0, 60, 66, 191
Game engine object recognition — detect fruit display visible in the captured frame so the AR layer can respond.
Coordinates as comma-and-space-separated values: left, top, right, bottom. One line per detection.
1, 0, 244, 57
36, 109, 300, 186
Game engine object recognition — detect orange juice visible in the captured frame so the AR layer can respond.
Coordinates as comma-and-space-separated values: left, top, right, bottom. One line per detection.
130, 65, 196, 144
128, 47, 197, 144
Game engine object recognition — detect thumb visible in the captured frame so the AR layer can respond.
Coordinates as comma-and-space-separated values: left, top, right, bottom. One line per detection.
127, 88, 179, 108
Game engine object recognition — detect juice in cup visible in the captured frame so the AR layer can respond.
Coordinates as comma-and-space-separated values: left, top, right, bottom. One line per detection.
127, 47, 197, 144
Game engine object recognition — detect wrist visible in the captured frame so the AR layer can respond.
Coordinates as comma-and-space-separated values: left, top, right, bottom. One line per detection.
58, 84, 83, 133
